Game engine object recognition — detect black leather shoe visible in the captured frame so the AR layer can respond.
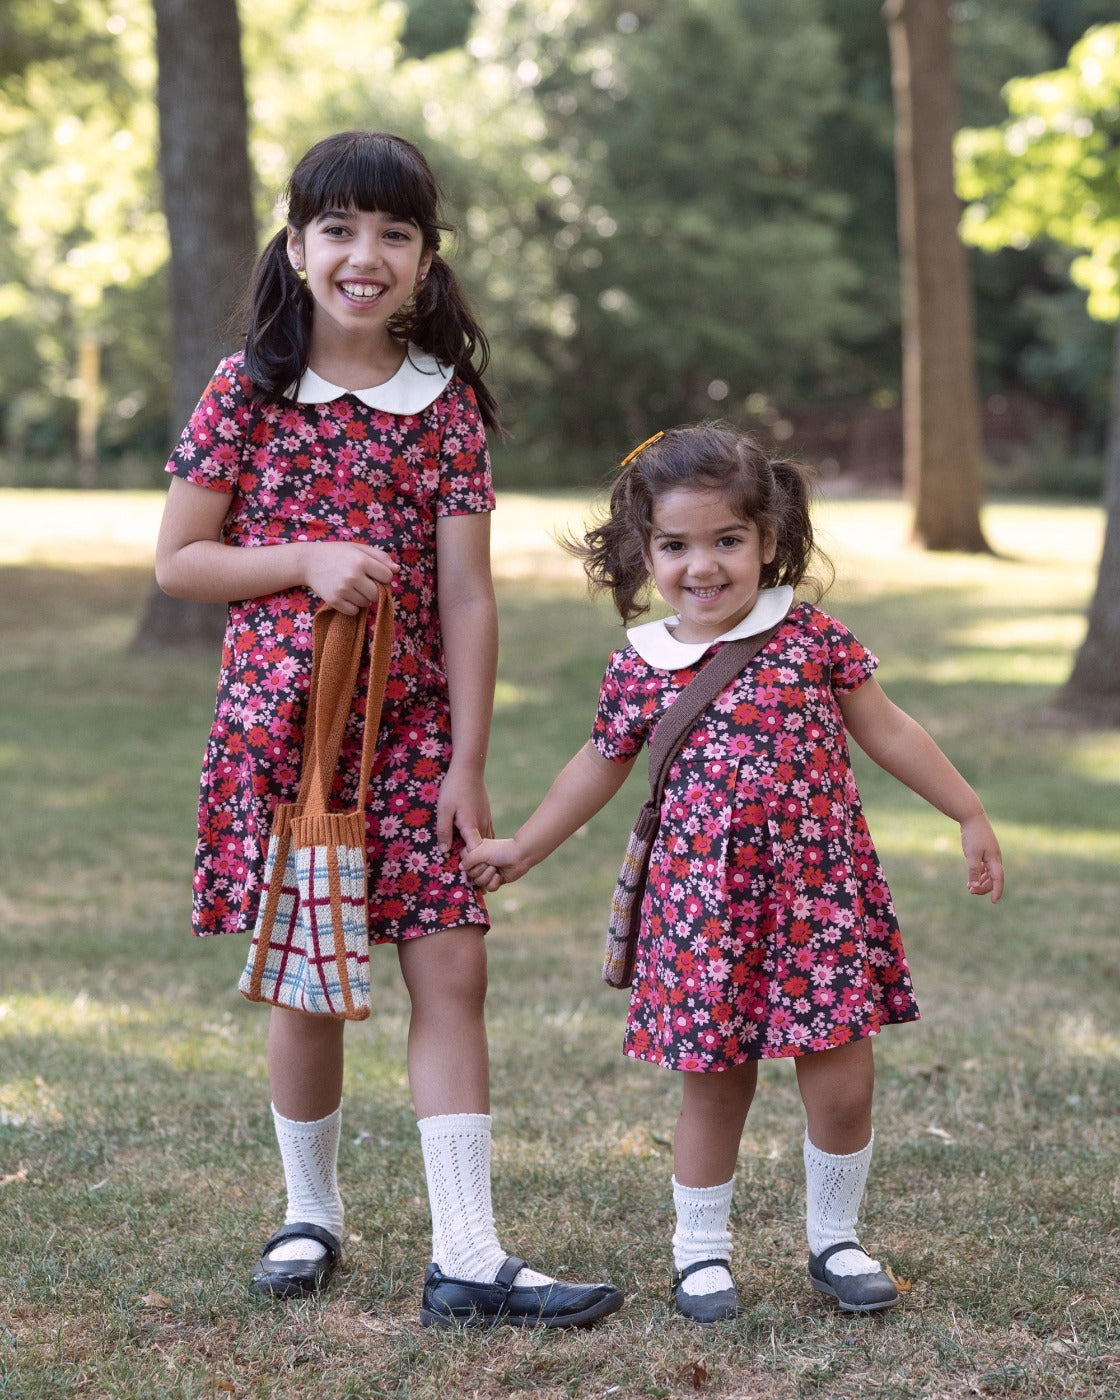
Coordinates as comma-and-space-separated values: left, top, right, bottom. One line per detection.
808, 1241, 900, 1313
419, 1255, 624, 1329
670, 1258, 742, 1324
249, 1222, 341, 1299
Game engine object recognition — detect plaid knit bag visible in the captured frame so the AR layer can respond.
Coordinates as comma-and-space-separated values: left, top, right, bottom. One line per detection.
239, 586, 393, 1019
602, 619, 785, 989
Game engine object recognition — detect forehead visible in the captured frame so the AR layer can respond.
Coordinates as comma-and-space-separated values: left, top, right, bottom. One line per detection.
650, 485, 750, 532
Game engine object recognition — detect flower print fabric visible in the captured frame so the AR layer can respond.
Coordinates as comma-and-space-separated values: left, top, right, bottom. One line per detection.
591, 603, 919, 1071
166, 351, 493, 943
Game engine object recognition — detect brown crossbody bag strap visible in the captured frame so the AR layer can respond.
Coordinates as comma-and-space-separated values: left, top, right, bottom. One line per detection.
645, 618, 785, 810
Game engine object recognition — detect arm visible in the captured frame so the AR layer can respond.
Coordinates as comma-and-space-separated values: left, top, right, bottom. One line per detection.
154, 476, 398, 611
435, 511, 498, 849
838, 678, 1004, 902
464, 741, 637, 891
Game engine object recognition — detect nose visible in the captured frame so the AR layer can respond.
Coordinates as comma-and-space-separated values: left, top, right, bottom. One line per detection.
347, 233, 382, 269
688, 549, 719, 579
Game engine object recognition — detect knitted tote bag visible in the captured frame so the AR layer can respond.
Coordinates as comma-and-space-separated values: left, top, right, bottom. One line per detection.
239, 585, 393, 1019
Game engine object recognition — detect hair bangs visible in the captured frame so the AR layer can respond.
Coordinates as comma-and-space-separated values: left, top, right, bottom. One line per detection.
288, 132, 444, 238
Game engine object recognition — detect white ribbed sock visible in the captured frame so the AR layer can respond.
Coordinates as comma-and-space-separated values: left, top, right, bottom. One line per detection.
672, 1176, 734, 1297
267, 1103, 344, 1263
803, 1131, 880, 1277
418, 1113, 551, 1286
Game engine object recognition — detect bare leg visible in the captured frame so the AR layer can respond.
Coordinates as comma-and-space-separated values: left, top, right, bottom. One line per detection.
794, 1039, 874, 1154
397, 925, 490, 1117
267, 1005, 346, 1119
674, 1061, 758, 1186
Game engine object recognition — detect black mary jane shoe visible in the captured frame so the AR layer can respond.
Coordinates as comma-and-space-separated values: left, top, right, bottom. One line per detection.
419, 1254, 624, 1330
249, 1221, 342, 1300
807, 1240, 900, 1313
670, 1258, 742, 1324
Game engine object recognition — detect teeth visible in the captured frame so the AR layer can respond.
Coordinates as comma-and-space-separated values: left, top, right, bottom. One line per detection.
341, 283, 382, 299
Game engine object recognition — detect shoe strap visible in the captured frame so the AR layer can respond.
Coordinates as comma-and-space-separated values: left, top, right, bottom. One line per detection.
262, 1221, 341, 1262
672, 1257, 733, 1286
814, 1240, 865, 1271
493, 1255, 529, 1292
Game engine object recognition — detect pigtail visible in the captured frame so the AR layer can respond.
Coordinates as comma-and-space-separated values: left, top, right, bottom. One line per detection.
396, 255, 502, 434
763, 456, 831, 600
564, 469, 655, 625
242, 229, 313, 403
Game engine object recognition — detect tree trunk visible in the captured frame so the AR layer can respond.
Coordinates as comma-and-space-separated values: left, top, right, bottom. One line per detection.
883, 0, 990, 552
1048, 312, 1120, 726
132, 0, 257, 651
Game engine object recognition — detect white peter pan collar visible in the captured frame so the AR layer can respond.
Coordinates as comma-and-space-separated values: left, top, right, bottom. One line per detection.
289, 348, 453, 413
626, 585, 794, 669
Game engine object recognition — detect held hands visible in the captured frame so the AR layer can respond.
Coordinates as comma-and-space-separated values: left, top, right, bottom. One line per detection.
303, 541, 399, 615
961, 811, 1005, 903
462, 836, 530, 894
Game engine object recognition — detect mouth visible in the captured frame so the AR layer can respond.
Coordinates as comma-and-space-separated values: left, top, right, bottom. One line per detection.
686, 585, 725, 601
338, 281, 386, 303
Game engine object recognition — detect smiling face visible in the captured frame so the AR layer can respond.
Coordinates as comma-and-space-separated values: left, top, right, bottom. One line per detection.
646, 486, 777, 644
287, 207, 432, 357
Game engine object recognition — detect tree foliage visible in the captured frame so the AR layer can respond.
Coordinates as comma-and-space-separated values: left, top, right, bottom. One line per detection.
0, 0, 1117, 485
957, 24, 1120, 322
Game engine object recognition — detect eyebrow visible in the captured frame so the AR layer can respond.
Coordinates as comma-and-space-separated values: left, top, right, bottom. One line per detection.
651, 522, 749, 539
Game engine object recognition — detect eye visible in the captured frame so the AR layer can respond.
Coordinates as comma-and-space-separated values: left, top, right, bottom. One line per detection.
658, 539, 685, 554
717, 534, 745, 548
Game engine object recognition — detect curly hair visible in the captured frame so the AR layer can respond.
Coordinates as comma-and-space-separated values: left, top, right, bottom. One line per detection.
569, 423, 829, 624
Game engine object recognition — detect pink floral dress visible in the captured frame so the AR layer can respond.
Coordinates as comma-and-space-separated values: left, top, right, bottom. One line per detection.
591, 601, 919, 1071
165, 350, 493, 943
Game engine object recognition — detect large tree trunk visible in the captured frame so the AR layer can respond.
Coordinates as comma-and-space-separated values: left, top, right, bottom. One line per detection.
883, 0, 990, 552
132, 0, 257, 652
1048, 313, 1120, 726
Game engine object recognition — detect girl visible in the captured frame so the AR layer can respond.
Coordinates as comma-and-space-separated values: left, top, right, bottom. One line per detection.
154, 130, 622, 1330
464, 425, 1004, 1322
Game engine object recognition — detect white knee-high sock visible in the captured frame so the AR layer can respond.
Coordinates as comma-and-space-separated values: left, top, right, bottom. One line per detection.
268, 1103, 344, 1262
672, 1176, 734, 1297
803, 1131, 880, 1277
418, 1113, 551, 1285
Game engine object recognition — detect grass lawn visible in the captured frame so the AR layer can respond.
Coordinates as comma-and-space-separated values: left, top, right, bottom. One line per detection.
1, 488, 1118, 1399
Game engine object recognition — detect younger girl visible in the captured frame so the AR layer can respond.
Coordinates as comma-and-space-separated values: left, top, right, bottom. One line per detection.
154, 130, 622, 1330
465, 424, 1004, 1322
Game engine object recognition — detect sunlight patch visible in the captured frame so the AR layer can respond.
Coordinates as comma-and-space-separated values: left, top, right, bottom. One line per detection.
1056, 1012, 1120, 1061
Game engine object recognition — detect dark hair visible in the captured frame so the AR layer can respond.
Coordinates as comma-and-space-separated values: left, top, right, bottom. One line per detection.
571, 422, 830, 624
241, 130, 500, 431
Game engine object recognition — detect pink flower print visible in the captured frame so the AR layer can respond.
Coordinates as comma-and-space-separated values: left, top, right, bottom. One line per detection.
678, 1054, 706, 1072
672, 1011, 693, 1034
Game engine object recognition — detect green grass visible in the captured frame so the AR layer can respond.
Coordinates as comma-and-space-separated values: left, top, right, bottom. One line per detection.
1, 491, 1119, 1398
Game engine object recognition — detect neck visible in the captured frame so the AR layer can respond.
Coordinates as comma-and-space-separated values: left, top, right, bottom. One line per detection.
307, 328, 407, 391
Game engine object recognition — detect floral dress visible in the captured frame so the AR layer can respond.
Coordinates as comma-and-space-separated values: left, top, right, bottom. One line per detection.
591, 597, 919, 1071
166, 349, 493, 943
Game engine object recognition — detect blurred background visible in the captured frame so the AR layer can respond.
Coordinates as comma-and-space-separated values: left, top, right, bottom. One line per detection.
1, 0, 1117, 496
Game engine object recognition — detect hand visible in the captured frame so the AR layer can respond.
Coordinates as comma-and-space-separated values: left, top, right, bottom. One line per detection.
303, 542, 399, 615
961, 812, 1004, 903
437, 765, 492, 854
462, 837, 526, 893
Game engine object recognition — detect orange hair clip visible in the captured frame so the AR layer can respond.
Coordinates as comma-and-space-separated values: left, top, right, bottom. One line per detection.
619, 431, 664, 468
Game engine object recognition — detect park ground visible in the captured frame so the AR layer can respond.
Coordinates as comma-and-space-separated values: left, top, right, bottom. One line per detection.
0, 489, 1118, 1399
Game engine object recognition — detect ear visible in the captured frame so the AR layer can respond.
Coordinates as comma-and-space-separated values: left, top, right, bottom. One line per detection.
417, 249, 434, 284
285, 226, 303, 271
761, 525, 778, 565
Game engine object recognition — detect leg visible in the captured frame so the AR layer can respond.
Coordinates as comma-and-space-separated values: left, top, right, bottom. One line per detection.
795, 1039, 898, 1312
251, 1007, 347, 1297
398, 924, 489, 1118
403, 927, 623, 1329
670, 1063, 757, 1322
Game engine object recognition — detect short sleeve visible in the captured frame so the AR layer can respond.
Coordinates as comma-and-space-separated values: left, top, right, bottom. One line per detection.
434, 379, 495, 517
817, 612, 879, 694
590, 648, 664, 764
165, 354, 255, 495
